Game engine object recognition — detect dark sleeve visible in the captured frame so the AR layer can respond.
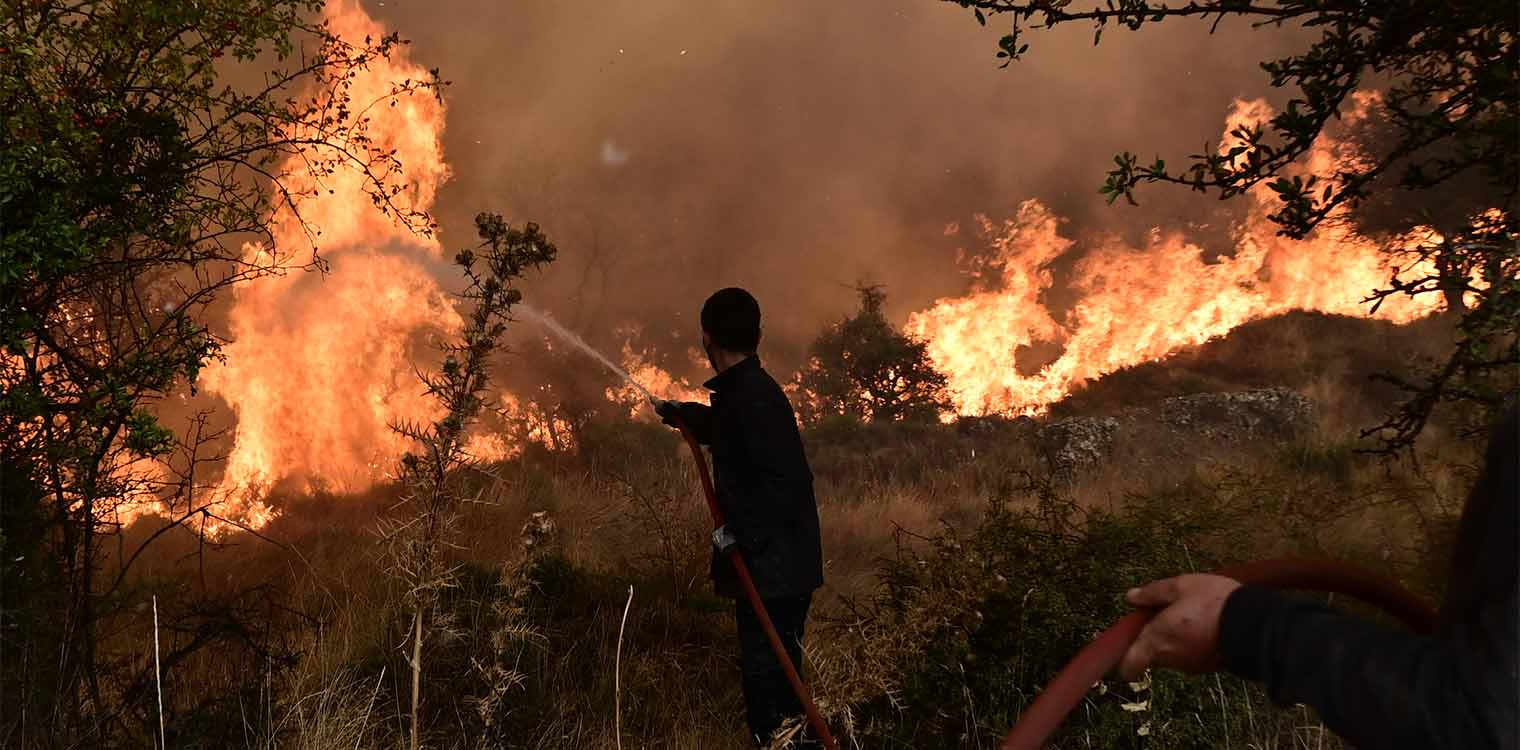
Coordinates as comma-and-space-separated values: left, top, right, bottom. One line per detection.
1219, 584, 1518, 750
726, 397, 808, 537
671, 402, 715, 445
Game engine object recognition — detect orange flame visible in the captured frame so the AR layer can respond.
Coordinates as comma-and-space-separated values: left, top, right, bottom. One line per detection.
609, 337, 707, 418
201, 0, 460, 518
499, 391, 578, 453
907, 95, 1444, 416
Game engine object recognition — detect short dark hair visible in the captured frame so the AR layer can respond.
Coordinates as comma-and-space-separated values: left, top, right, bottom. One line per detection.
701, 287, 761, 353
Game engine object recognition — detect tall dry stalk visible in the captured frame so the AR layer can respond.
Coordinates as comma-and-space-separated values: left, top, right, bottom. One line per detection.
380, 214, 556, 750
615, 585, 634, 750
153, 595, 164, 750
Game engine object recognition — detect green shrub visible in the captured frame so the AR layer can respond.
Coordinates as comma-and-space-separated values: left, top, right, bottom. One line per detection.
830, 474, 1351, 749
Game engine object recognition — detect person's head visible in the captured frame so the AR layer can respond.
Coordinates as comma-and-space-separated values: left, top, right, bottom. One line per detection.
700, 287, 761, 372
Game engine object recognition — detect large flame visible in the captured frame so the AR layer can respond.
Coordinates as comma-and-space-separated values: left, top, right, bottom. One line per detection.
202, 0, 458, 517
906, 95, 1444, 416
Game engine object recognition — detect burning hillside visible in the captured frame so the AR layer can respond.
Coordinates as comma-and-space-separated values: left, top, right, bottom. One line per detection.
905, 95, 1445, 416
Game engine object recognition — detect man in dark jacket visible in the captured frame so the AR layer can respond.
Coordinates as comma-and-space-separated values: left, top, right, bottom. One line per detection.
1118, 404, 1518, 749
654, 287, 825, 748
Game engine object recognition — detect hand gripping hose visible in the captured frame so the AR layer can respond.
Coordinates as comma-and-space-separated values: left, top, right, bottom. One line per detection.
673, 420, 839, 750
999, 557, 1440, 750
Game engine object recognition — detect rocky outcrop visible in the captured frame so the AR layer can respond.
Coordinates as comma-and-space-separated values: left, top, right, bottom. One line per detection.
1152, 389, 1314, 441
1034, 388, 1315, 478
1039, 416, 1120, 477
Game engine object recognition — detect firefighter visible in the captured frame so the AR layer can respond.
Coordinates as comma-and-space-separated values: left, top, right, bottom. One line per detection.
655, 287, 825, 748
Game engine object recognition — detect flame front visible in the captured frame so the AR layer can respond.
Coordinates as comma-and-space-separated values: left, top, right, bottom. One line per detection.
907, 96, 1444, 416
202, 0, 458, 515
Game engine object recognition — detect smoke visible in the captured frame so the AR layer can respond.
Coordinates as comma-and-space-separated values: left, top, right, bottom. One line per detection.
178, 1, 1465, 522
369, 0, 1314, 373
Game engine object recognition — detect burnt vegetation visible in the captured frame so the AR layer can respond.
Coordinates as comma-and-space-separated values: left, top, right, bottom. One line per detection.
1, 1, 1514, 749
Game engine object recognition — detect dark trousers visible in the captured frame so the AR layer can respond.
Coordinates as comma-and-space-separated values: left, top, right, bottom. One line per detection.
735, 593, 819, 749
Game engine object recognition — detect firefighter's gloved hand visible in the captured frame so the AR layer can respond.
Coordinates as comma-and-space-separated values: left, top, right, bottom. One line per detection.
653, 399, 682, 427
711, 525, 738, 553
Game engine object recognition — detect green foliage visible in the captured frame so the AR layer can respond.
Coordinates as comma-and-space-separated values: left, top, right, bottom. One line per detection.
0, 1, 445, 743
949, 0, 1519, 449
811, 429, 1464, 747
835, 472, 1369, 748
796, 285, 953, 425
123, 408, 176, 457
838, 480, 1217, 747
0, 0, 444, 518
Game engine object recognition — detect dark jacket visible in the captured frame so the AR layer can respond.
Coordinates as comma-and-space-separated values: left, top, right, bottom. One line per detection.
670, 356, 824, 599
1220, 407, 1518, 749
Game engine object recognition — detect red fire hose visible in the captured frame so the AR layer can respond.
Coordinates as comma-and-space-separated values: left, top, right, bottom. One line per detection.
674, 421, 839, 750
999, 557, 1440, 750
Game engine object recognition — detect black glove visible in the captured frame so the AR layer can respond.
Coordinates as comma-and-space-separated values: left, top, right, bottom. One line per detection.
653, 399, 682, 427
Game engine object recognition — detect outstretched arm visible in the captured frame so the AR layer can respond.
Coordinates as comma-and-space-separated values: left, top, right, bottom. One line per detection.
1218, 583, 1516, 750
1119, 574, 1517, 750
656, 400, 715, 444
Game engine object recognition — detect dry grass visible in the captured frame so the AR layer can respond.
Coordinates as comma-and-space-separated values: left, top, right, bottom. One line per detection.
250, 667, 387, 750
106, 429, 1466, 750
228, 412, 1464, 748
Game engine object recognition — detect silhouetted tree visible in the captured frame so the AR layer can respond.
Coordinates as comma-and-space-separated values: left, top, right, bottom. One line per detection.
948, 0, 1517, 450
796, 285, 952, 424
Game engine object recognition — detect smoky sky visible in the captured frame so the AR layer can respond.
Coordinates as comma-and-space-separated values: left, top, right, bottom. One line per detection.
368, 0, 1312, 379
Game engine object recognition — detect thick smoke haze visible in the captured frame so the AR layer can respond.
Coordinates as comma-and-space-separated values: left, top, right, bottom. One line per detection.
370, 0, 1310, 375
160, 0, 1445, 516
